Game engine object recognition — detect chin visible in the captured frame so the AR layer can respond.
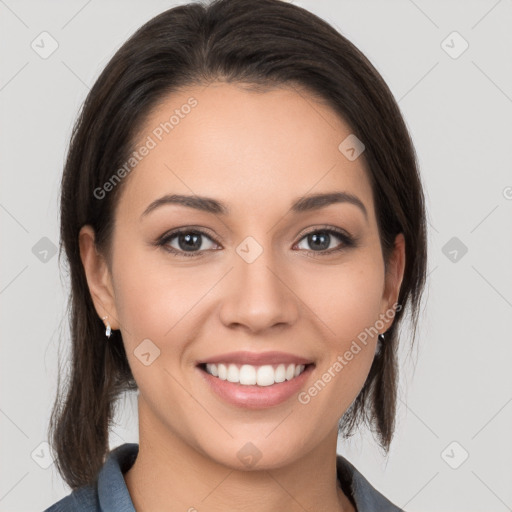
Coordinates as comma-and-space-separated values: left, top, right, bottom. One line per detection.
201, 435, 303, 472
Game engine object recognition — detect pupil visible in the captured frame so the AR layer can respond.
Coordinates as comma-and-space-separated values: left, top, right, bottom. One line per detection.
180, 233, 201, 251
310, 232, 329, 250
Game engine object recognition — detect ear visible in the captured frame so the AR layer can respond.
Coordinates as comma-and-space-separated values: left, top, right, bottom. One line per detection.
379, 232, 406, 332
79, 225, 119, 330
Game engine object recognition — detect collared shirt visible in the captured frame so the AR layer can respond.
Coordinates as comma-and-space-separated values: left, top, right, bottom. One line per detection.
43, 443, 403, 512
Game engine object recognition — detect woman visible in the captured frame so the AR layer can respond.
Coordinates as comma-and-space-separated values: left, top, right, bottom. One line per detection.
44, 0, 427, 510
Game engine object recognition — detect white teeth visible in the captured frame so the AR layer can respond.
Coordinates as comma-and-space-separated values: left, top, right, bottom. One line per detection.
256, 365, 274, 387
274, 364, 286, 383
204, 363, 307, 386
240, 364, 256, 385
227, 364, 239, 383
208, 363, 219, 377
217, 363, 227, 380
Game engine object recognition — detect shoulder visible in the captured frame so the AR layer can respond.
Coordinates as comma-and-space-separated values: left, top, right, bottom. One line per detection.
43, 443, 139, 512
336, 454, 404, 512
42, 484, 98, 512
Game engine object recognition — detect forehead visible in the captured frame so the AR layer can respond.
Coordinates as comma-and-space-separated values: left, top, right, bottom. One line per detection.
119, 82, 374, 222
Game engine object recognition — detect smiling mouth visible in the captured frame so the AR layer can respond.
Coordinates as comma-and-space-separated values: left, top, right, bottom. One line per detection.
197, 362, 315, 387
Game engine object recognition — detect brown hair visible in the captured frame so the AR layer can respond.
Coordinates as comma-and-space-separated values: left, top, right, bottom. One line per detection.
49, 0, 428, 490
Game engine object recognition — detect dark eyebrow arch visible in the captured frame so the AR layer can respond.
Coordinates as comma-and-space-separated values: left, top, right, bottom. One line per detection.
291, 192, 367, 220
140, 191, 368, 221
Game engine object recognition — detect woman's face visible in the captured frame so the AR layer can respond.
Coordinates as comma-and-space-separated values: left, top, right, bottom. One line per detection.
81, 82, 404, 469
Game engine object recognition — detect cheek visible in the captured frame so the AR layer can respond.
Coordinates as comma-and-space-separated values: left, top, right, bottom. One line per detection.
299, 256, 386, 344
294, 256, 384, 411
111, 247, 172, 343
298, 269, 383, 424
112, 246, 214, 354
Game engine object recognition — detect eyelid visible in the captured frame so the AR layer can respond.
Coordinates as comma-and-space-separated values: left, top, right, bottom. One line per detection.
296, 224, 353, 241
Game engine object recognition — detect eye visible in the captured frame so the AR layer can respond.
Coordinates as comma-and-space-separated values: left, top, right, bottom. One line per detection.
156, 226, 357, 258
157, 229, 219, 257
294, 228, 356, 255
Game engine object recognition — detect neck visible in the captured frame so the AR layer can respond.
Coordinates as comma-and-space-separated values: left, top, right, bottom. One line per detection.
123, 397, 355, 512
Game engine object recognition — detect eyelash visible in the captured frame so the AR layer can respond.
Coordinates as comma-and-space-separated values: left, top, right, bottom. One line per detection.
155, 226, 357, 258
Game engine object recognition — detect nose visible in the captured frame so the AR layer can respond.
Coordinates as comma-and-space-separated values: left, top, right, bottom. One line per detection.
218, 244, 300, 334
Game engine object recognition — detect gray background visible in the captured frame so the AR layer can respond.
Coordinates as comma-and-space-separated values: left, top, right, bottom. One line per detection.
1, 0, 511, 510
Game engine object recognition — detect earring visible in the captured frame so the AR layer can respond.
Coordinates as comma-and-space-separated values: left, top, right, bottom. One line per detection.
375, 332, 385, 355
102, 315, 112, 339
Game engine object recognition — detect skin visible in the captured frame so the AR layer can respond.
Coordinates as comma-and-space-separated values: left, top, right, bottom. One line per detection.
80, 82, 405, 512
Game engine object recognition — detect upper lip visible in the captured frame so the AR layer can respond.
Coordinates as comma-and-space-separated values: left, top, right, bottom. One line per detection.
196, 351, 314, 366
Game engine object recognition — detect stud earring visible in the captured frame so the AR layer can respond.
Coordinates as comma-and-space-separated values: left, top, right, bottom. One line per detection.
375, 332, 385, 355
102, 315, 112, 339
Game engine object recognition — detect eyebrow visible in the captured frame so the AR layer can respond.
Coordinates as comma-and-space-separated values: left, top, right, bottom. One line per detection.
140, 191, 368, 221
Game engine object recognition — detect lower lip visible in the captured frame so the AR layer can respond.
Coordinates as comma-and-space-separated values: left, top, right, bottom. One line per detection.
197, 364, 315, 409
